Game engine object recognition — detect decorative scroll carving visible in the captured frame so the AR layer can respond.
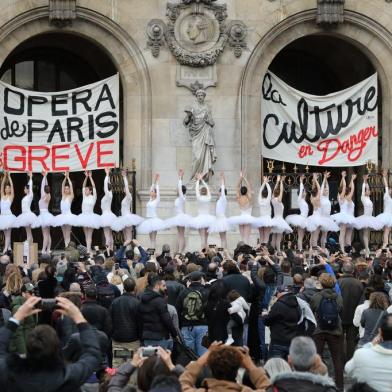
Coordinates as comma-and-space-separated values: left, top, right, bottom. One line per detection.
316, 0, 345, 25
49, 0, 76, 27
146, 19, 166, 57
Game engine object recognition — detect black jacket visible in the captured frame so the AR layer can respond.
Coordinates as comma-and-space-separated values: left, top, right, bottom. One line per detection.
0, 321, 101, 392
338, 274, 363, 325
264, 293, 300, 346
110, 293, 140, 343
176, 282, 209, 327
222, 271, 251, 301
81, 300, 112, 338
297, 288, 320, 304
166, 280, 186, 306
138, 288, 178, 340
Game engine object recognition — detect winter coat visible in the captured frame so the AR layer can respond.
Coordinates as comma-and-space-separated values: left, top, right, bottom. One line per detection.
166, 279, 186, 306
267, 371, 337, 392
264, 293, 300, 346
180, 360, 270, 392
310, 288, 343, 336
223, 271, 251, 302
110, 293, 140, 343
206, 299, 230, 343
80, 299, 112, 338
298, 288, 320, 304
360, 308, 386, 345
338, 274, 363, 325
0, 321, 101, 392
138, 288, 178, 340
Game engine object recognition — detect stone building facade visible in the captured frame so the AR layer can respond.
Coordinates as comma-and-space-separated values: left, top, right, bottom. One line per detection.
1, 0, 392, 249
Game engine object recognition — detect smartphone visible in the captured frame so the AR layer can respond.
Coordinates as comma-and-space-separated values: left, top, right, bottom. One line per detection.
312, 246, 318, 250
147, 248, 155, 256
217, 247, 223, 252
209, 244, 216, 249
141, 346, 158, 358
113, 348, 133, 359
114, 263, 119, 270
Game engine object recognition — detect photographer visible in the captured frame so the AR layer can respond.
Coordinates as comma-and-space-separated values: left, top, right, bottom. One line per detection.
0, 296, 102, 391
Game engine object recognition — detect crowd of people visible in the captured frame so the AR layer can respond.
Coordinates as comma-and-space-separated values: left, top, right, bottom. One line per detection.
1, 168, 392, 258
0, 237, 391, 391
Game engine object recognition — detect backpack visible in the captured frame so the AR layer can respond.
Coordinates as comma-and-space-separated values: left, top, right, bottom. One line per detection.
317, 296, 339, 330
182, 289, 205, 322
96, 283, 115, 309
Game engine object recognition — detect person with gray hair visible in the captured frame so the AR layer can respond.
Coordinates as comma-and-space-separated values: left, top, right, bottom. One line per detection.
297, 277, 319, 304
338, 261, 363, 362
267, 337, 336, 392
264, 357, 292, 379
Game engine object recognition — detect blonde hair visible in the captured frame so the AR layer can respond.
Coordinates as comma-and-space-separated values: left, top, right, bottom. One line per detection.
5, 270, 23, 295
319, 273, 336, 289
110, 275, 122, 286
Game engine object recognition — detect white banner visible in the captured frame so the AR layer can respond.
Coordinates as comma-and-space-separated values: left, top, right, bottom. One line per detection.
261, 71, 378, 166
0, 74, 119, 172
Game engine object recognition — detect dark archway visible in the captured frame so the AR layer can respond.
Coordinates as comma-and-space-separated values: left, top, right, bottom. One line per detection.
0, 32, 121, 249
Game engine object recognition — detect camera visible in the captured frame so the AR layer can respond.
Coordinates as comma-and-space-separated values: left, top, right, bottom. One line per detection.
35, 298, 58, 312
141, 346, 158, 358
113, 348, 134, 359
114, 263, 119, 270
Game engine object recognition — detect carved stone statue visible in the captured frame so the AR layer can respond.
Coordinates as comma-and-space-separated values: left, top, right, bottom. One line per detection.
186, 15, 209, 45
184, 89, 217, 181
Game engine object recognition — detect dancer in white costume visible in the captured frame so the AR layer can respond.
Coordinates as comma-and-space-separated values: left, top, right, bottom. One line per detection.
209, 172, 231, 249
285, 174, 308, 251
253, 176, 274, 245
112, 170, 143, 243
191, 173, 215, 250
319, 172, 339, 247
228, 172, 255, 244
137, 174, 166, 248
377, 169, 392, 248
332, 172, 357, 253
13, 172, 36, 243
0, 172, 16, 253
78, 171, 100, 254
355, 174, 383, 256
307, 173, 323, 248
165, 169, 192, 254
53, 172, 76, 247
32, 172, 54, 254
100, 168, 117, 251
271, 175, 292, 251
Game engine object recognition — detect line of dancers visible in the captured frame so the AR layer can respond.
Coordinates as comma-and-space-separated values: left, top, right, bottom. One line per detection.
1, 169, 392, 255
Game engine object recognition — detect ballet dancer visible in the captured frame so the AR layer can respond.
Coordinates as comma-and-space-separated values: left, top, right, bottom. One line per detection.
191, 173, 215, 250
165, 169, 192, 254
319, 171, 339, 248
332, 172, 357, 253
54, 172, 76, 247
285, 174, 309, 251
32, 172, 54, 254
137, 174, 166, 248
100, 168, 118, 251
209, 172, 231, 249
78, 171, 100, 254
253, 176, 274, 245
113, 170, 143, 243
355, 174, 382, 256
377, 169, 392, 248
0, 172, 16, 253
13, 172, 36, 243
228, 172, 255, 244
271, 175, 292, 251
307, 173, 323, 248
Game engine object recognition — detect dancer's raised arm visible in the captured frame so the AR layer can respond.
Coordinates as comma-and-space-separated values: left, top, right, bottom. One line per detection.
27, 172, 33, 198
220, 172, 226, 200
104, 168, 111, 196
259, 176, 271, 205
88, 171, 96, 199
153, 173, 160, 202
312, 173, 321, 199
338, 171, 347, 201
361, 174, 369, 204
348, 174, 357, 200
178, 169, 185, 199
321, 171, 330, 197
242, 173, 252, 200
41, 172, 48, 200
277, 176, 285, 202
298, 175, 305, 202
7, 173, 14, 201
382, 169, 389, 196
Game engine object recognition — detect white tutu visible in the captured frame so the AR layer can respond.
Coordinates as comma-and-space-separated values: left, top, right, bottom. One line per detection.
285, 214, 308, 229
190, 214, 216, 230
209, 216, 231, 233
13, 212, 37, 228
76, 212, 101, 229
252, 216, 274, 229
112, 214, 144, 232
376, 212, 392, 228
271, 217, 293, 234
100, 211, 119, 230
165, 213, 193, 229
0, 214, 16, 230
53, 212, 77, 227
354, 215, 383, 230
228, 215, 256, 226
32, 211, 54, 228
331, 212, 356, 227
307, 214, 339, 232
137, 217, 167, 234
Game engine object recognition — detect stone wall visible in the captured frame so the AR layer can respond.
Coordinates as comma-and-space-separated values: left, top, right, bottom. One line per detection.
2, 0, 392, 250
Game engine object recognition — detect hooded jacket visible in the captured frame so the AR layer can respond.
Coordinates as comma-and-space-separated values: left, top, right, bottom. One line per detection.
138, 288, 178, 340
267, 371, 337, 392
264, 293, 300, 346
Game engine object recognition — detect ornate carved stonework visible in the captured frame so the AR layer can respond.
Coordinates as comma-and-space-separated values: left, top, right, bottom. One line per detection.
147, 19, 166, 57
316, 0, 345, 25
49, 0, 76, 27
146, 0, 247, 67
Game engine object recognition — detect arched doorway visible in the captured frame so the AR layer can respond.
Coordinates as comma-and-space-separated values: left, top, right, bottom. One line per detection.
0, 32, 121, 248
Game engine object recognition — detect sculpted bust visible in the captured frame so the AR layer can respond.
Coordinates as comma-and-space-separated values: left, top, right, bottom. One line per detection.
186, 15, 208, 45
